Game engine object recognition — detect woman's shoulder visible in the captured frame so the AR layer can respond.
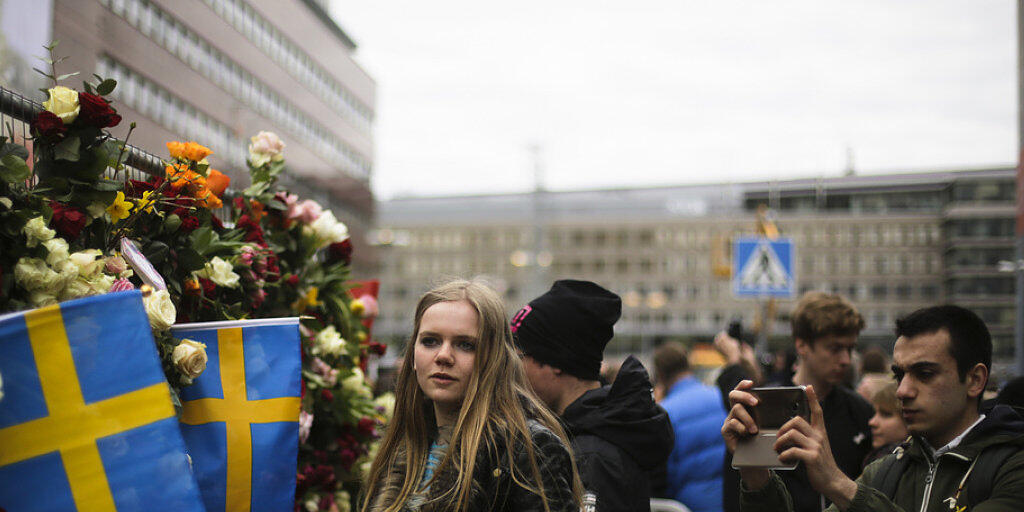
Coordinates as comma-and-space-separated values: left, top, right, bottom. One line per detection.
525, 418, 571, 453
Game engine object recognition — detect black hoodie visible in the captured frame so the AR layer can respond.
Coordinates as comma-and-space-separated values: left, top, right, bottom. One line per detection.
560, 356, 675, 512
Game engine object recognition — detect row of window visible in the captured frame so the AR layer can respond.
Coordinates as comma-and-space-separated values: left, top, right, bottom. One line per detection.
101, 0, 371, 180
801, 253, 939, 276
97, 57, 247, 166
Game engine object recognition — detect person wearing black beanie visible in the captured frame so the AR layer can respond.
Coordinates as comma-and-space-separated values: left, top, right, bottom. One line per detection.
513, 280, 675, 512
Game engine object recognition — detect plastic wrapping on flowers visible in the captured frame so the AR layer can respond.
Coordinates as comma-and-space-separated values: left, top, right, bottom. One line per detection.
0, 51, 389, 512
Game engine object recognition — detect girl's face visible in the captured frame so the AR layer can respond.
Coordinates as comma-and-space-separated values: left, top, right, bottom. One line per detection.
413, 300, 479, 427
868, 405, 909, 448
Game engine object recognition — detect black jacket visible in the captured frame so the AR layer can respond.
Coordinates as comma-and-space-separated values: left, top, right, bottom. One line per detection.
367, 418, 577, 512
561, 356, 675, 512
769, 378, 874, 512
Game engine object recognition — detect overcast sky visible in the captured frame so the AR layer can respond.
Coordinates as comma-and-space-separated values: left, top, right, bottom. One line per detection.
333, 1, 1016, 200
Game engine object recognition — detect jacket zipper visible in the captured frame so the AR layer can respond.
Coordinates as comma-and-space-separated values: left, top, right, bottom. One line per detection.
919, 458, 938, 512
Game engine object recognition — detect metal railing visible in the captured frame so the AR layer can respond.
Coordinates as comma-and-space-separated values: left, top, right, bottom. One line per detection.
0, 86, 167, 180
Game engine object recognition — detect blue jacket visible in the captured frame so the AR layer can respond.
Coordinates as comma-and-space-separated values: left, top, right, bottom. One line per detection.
661, 376, 727, 512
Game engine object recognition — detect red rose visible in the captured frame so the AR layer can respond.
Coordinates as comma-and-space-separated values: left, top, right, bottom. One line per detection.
327, 239, 353, 265
31, 111, 66, 138
286, 274, 299, 287
49, 201, 88, 241
78, 92, 122, 128
320, 389, 334, 402
357, 417, 376, 437
369, 341, 388, 356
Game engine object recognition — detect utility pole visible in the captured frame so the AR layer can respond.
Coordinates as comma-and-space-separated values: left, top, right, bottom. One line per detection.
1015, 0, 1024, 375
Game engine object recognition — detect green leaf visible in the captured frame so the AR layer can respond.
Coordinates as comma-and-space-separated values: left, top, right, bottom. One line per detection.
163, 213, 182, 233
0, 154, 31, 182
96, 79, 117, 96
176, 248, 207, 272
144, 241, 169, 264
91, 179, 123, 192
190, 227, 216, 254
83, 81, 94, 94
1, 142, 29, 160
53, 136, 81, 162
32, 67, 52, 79
56, 72, 79, 82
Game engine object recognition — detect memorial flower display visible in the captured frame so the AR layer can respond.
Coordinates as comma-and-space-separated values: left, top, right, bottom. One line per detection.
0, 49, 387, 511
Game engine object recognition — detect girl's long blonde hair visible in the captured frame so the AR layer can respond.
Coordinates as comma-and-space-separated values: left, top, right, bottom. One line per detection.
360, 279, 582, 512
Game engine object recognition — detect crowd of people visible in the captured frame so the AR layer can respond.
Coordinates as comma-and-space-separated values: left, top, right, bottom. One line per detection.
357, 278, 1024, 512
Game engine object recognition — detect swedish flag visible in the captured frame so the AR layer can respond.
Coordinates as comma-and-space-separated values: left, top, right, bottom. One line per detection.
172, 318, 301, 512
0, 291, 205, 511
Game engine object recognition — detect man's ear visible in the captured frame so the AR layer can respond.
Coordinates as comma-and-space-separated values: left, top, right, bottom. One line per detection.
965, 362, 988, 400
794, 337, 810, 357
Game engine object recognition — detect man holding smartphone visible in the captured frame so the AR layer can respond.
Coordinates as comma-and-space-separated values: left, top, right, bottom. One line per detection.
723, 305, 1024, 512
750, 292, 874, 512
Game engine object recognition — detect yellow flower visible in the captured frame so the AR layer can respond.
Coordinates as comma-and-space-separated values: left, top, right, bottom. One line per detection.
135, 190, 158, 213
292, 286, 322, 313
43, 86, 80, 124
106, 191, 134, 223
350, 298, 365, 317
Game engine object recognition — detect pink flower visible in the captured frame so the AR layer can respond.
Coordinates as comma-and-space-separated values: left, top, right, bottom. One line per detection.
108, 278, 135, 292
287, 199, 322, 224
299, 410, 314, 443
238, 246, 256, 266
311, 357, 339, 386
355, 295, 378, 319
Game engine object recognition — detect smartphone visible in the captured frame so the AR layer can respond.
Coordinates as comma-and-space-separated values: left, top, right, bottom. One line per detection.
731, 386, 810, 470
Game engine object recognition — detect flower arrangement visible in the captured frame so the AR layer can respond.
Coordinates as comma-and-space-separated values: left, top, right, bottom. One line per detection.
0, 48, 388, 511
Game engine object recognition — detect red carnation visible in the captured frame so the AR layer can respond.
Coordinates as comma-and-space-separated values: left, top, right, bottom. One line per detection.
31, 111, 66, 138
327, 239, 353, 265
357, 417, 376, 437
179, 215, 200, 232
78, 92, 122, 128
49, 201, 88, 241
199, 277, 216, 296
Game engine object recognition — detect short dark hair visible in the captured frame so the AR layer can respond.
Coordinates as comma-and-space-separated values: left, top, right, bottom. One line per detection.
653, 342, 689, 385
790, 291, 865, 345
894, 305, 991, 382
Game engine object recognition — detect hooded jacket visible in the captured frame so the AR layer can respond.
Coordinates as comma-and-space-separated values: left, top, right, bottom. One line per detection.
661, 375, 728, 512
560, 356, 675, 512
739, 404, 1024, 512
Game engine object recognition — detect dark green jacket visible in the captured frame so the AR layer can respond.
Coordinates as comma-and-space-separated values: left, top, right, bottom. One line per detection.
739, 405, 1024, 512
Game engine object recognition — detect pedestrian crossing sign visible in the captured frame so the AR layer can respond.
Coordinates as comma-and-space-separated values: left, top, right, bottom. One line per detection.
732, 236, 796, 298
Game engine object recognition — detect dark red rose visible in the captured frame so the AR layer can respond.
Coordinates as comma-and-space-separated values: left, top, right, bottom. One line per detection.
199, 278, 216, 296
369, 341, 387, 356
339, 448, 357, 471
326, 239, 353, 265
286, 274, 299, 287
180, 215, 200, 232
49, 201, 88, 241
31, 111, 66, 138
320, 389, 334, 402
78, 92, 122, 128
243, 229, 265, 244
357, 417, 376, 437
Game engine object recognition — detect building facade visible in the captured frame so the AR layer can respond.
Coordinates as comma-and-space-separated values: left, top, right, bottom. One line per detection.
374, 167, 1016, 358
0, 0, 376, 266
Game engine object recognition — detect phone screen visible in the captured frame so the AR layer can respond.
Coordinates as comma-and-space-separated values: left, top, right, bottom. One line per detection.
751, 387, 809, 430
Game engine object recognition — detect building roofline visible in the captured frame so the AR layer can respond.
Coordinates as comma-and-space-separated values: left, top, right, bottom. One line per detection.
386, 164, 1015, 203
300, 0, 358, 50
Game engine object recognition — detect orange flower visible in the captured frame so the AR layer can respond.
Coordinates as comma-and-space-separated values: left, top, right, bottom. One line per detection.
184, 279, 202, 295
165, 164, 206, 192
250, 200, 266, 221
206, 169, 230, 197
194, 185, 223, 209
166, 141, 212, 162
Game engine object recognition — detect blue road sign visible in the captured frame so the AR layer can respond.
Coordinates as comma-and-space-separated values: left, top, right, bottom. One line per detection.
732, 237, 796, 298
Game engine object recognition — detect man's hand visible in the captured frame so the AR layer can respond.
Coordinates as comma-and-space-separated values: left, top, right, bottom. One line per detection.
714, 331, 743, 364
774, 386, 858, 510
721, 380, 770, 489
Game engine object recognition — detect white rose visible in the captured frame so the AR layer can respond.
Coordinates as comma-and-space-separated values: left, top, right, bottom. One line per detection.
43, 85, 80, 123
341, 368, 371, 398
14, 257, 60, 292
69, 249, 104, 278
87, 273, 115, 294
43, 238, 70, 266
172, 339, 208, 379
54, 260, 80, 291
86, 202, 106, 219
194, 256, 240, 288
60, 278, 93, 301
143, 289, 177, 331
248, 131, 285, 167
306, 211, 349, 248
0, 197, 12, 210
313, 325, 346, 356
28, 290, 58, 307
23, 216, 55, 247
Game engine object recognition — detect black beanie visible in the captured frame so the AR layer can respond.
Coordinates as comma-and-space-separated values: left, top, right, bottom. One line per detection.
511, 280, 621, 380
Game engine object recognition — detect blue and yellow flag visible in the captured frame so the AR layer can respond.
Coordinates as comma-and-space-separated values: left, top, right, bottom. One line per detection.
0, 291, 205, 511
172, 318, 301, 512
